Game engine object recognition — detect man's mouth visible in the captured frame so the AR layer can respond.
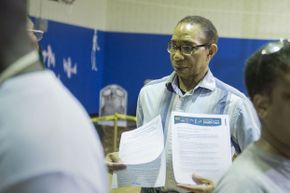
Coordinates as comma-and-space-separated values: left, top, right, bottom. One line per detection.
174, 66, 187, 70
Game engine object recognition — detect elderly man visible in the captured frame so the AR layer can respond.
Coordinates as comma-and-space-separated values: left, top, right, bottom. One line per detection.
107, 15, 260, 193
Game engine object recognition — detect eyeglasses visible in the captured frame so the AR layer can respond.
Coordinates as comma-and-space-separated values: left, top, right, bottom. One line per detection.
27, 29, 44, 41
167, 40, 210, 55
261, 39, 290, 55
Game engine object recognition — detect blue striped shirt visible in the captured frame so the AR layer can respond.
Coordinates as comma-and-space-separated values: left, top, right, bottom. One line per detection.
137, 70, 260, 192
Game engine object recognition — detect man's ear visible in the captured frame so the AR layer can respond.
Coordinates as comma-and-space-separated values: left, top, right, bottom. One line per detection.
253, 94, 269, 119
208, 44, 218, 58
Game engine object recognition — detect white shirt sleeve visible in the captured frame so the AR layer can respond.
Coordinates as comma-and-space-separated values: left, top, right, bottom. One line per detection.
2, 173, 105, 193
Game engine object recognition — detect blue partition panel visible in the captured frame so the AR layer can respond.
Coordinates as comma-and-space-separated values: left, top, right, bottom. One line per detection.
40, 20, 105, 114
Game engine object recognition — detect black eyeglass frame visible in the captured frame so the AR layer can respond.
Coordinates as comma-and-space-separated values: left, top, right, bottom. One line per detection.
167, 40, 211, 55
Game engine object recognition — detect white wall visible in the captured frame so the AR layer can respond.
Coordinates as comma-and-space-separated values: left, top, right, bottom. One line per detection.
28, 0, 107, 29
106, 0, 290, 40
29, 0, 290, 39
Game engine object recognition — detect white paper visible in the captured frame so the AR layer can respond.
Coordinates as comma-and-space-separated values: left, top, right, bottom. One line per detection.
113, 115, 165, 188
171, 112, 232, 185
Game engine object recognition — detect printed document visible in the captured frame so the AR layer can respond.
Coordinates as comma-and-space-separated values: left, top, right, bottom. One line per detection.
112, 115, 165, 188
171, 112, 232, 185
113, 112, 232, 188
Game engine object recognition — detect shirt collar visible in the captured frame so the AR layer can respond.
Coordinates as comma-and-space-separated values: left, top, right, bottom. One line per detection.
165, 70, 216, 94
198, 70, 216, 91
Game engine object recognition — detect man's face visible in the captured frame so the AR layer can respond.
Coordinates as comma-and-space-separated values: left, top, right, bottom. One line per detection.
169, 23, 211, 81
28, 30, 39, 50
27, 19, 39, 50
262, 73, 290, 147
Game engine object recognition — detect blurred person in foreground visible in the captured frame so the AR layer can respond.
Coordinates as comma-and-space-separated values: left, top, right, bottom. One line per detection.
214, 39, 290, 193
106, 15, 260, 193
0, 1, 108, 193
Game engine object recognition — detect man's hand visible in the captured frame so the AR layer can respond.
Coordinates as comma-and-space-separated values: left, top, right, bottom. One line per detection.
177, 174, 215, 193
105, 152, 126, 174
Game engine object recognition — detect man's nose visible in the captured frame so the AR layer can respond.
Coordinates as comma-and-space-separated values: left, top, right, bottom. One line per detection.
173, 49, 184, 61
